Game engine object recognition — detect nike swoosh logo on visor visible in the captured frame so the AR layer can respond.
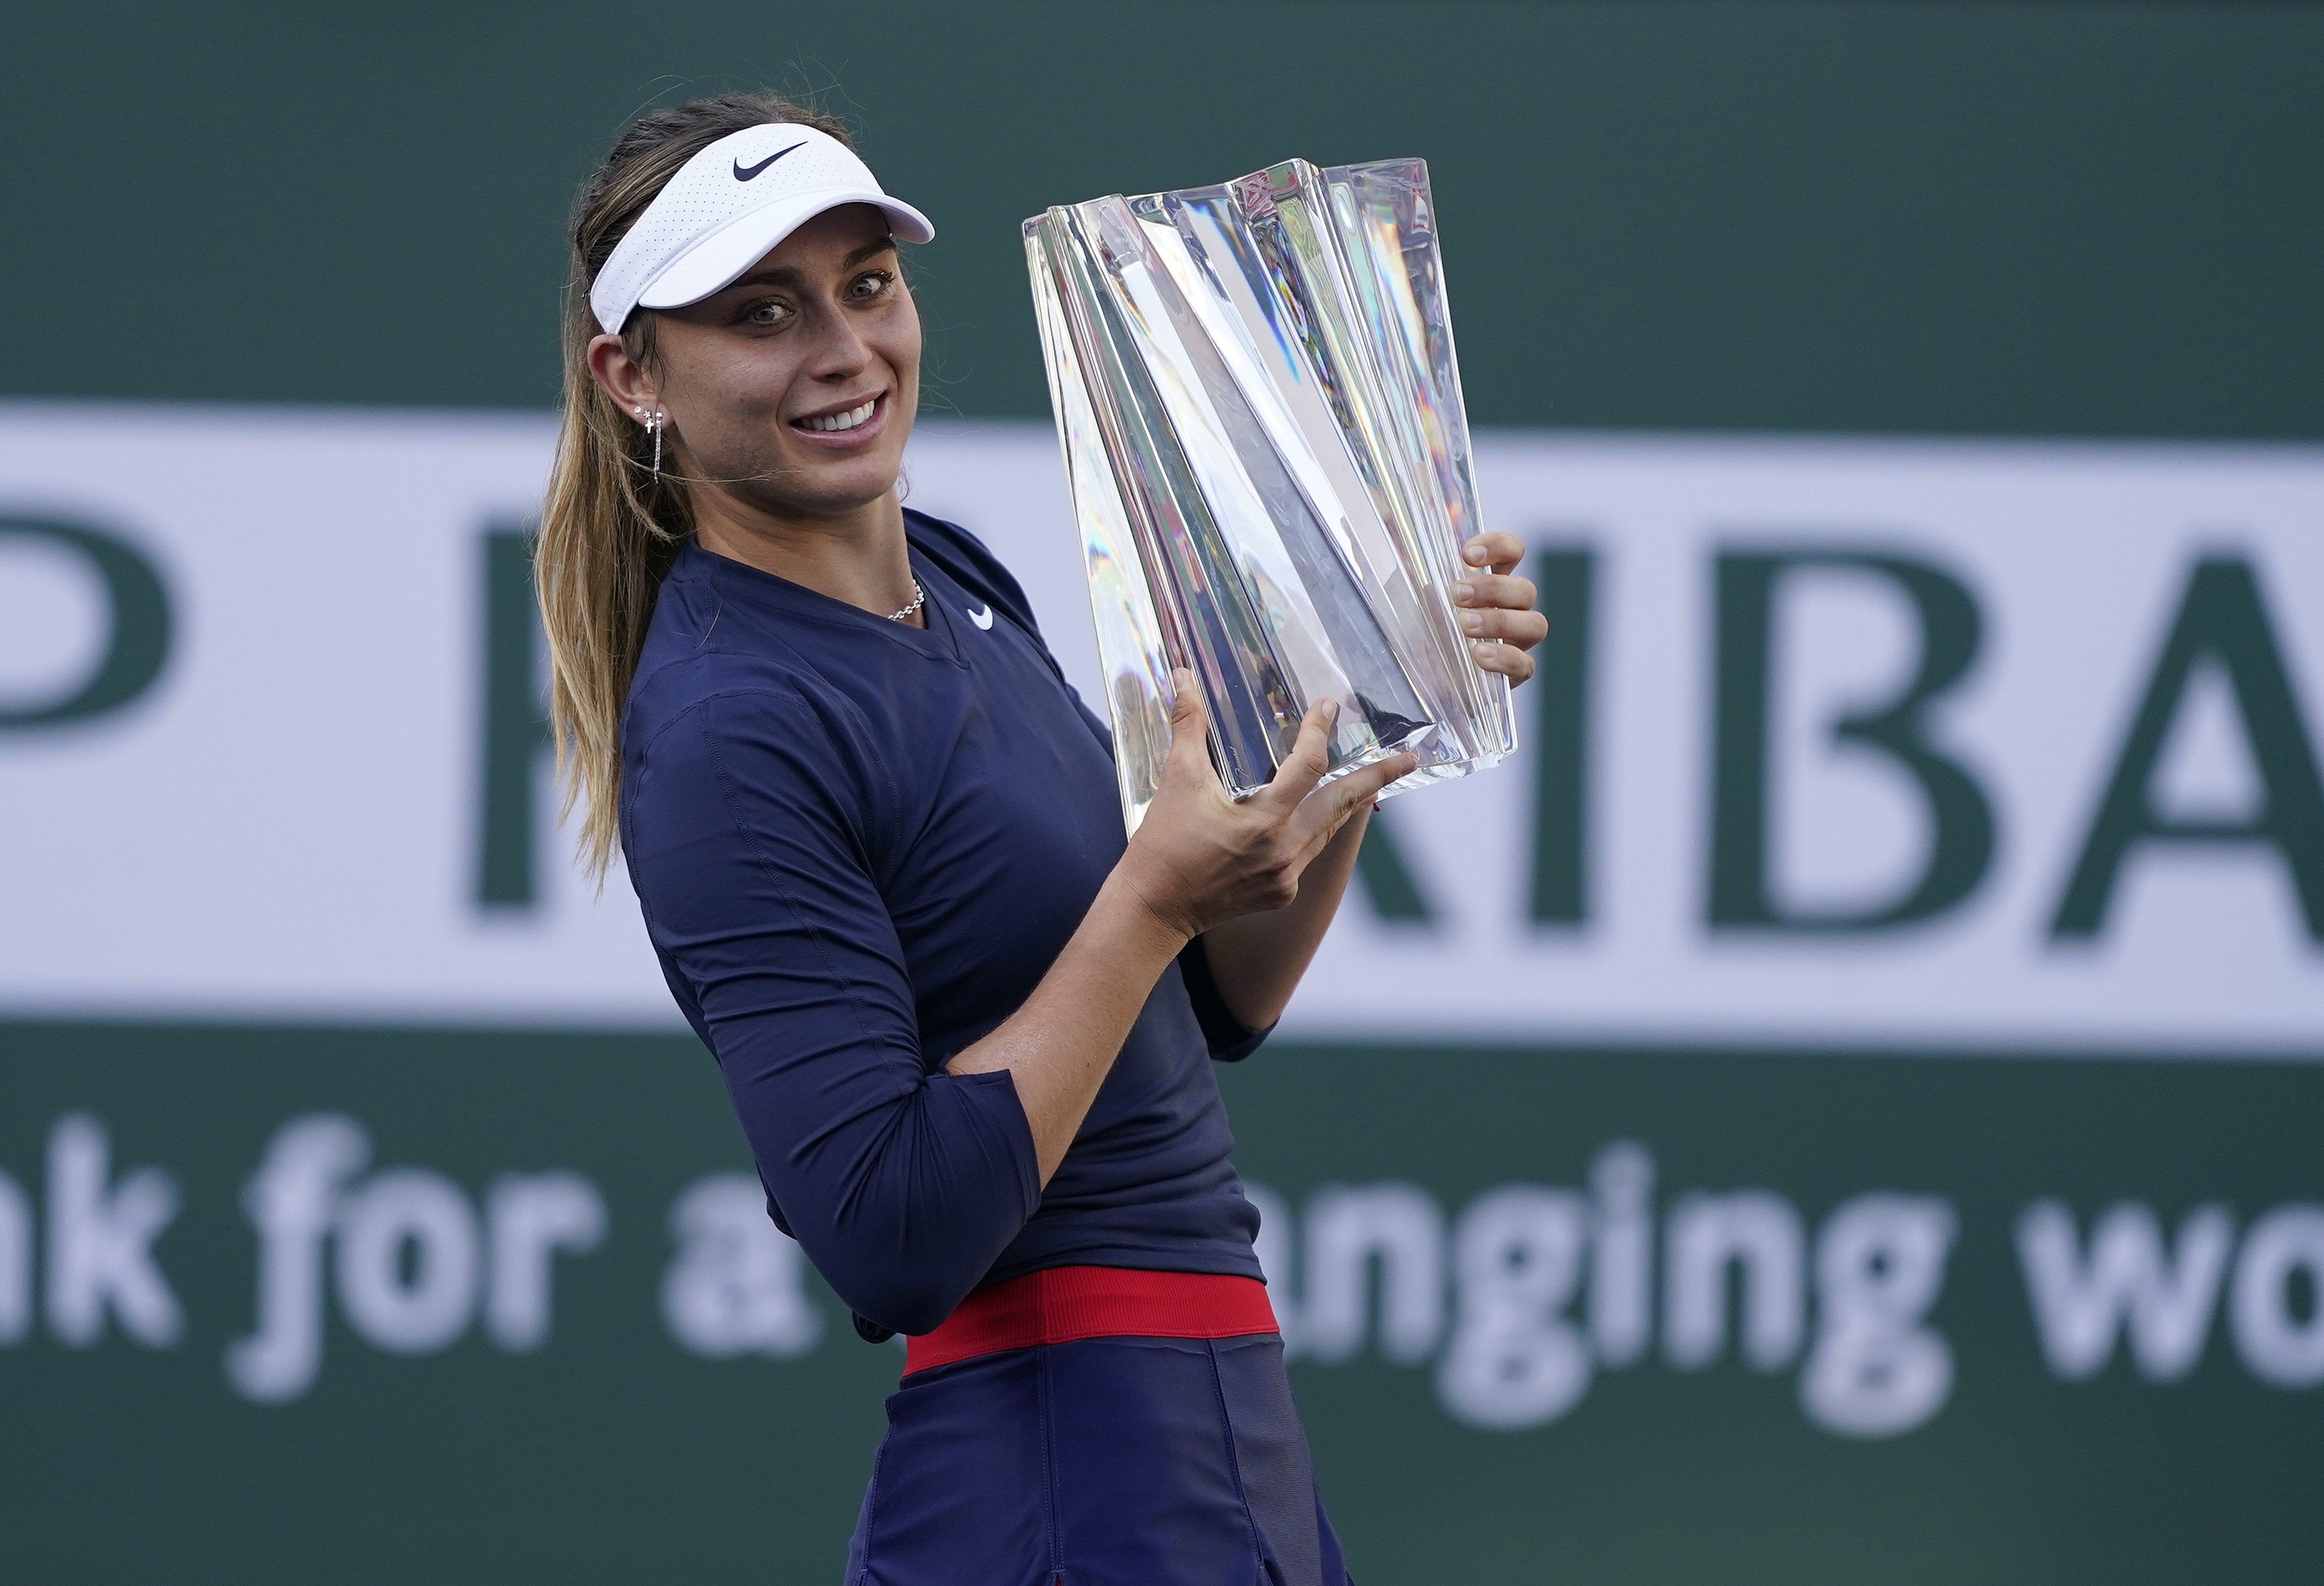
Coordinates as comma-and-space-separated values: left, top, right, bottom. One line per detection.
733, 143, 807, 181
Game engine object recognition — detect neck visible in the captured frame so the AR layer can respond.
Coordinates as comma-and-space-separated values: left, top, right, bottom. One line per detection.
688, 485, 921, 625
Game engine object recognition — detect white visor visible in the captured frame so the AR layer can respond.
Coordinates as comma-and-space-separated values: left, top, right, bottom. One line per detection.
589, 123, 933, 335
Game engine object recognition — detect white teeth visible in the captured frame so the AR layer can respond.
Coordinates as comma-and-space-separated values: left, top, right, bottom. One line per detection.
800, 399, 877, 432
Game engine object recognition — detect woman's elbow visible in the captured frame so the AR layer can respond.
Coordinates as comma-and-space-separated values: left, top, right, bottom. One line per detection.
810, 1227, 989, 1337
840, 1267, 975, 1338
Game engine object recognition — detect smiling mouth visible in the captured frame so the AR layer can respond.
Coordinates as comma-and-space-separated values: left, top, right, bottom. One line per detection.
793, 396, 880, 434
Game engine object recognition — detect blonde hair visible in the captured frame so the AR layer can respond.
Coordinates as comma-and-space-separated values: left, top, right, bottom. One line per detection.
538, 92, 855, 879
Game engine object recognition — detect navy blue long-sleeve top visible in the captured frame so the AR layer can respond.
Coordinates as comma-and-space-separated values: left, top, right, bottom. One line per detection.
619, 512, 1267, 1336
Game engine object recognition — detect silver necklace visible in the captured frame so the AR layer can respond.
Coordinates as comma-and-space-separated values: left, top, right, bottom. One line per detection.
884, 580, 927, 623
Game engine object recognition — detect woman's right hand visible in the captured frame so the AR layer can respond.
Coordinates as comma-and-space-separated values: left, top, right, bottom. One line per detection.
1112, 670, 1419, 942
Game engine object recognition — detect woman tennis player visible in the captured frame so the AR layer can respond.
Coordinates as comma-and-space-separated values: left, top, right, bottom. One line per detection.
538, 92, 1546, 1585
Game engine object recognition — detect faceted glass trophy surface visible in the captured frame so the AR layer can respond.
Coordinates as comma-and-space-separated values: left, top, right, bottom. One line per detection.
1025, 156, 1515, 831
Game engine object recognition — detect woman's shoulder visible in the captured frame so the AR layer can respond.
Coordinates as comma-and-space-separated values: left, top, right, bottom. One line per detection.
620, 635, 887, 835
624, 565, 847, 754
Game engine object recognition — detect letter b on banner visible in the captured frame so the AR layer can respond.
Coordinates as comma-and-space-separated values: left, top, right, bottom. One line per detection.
1709, 548, 1994, 930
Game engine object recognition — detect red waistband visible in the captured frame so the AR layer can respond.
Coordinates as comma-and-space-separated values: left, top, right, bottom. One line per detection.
904, 1266, 1279, 1376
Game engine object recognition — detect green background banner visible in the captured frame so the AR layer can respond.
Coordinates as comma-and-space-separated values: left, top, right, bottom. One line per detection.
5, 1, 2322, 437
5, 1025, 2323, 1583
6, 2, 2323, 1580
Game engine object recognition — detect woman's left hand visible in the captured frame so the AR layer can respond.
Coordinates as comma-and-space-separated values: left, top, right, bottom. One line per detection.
1452, 531, 1550, 686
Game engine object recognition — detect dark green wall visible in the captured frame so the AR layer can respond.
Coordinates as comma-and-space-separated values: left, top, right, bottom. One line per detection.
7, 1025, 2324, 1584
7, 1, 2322, 436
7, 7, 2323, 1580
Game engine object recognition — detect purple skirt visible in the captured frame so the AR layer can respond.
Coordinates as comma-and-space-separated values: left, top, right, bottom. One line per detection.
845, 1333, 1354, 1585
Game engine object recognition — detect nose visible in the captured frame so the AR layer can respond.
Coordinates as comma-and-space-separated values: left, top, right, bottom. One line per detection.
799, 299, 872, 382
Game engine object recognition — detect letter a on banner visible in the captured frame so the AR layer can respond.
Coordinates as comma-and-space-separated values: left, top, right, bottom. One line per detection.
2052, 556, 2324, 940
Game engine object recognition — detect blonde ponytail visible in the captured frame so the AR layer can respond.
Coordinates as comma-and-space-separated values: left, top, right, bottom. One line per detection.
537, 92, 854, 879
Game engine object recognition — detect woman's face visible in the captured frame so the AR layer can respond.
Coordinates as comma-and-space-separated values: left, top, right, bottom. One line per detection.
603, 202, 921, 525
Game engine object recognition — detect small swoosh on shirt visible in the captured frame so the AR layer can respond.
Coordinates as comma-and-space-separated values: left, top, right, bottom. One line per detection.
967, 604, 995, 630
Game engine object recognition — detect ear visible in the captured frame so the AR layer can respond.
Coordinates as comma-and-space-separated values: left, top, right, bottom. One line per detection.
587, 331, 661, 420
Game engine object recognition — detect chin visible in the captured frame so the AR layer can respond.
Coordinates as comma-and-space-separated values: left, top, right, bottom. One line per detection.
748, 458, 904, 521
813, 452, 907, 506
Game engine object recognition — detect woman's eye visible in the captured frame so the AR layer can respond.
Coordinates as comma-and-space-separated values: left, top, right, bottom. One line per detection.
848, 271, 893, 301
744, 300, 792, 327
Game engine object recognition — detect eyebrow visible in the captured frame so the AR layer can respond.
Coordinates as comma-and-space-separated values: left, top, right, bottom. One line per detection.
723, 237, 900, 293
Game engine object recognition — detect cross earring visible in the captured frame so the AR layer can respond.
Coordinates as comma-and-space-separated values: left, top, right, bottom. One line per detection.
634, 404, 665, 480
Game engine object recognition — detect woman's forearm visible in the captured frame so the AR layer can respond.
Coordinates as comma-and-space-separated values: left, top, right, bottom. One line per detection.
944, 807, 1363, 1185
948, 689, 1408, 1187
1199, 804, 1371, 1030
945, 872, 1192, 1185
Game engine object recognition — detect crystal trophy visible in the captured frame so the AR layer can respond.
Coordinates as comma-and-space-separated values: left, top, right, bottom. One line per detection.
1024, 156, 1516, 832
